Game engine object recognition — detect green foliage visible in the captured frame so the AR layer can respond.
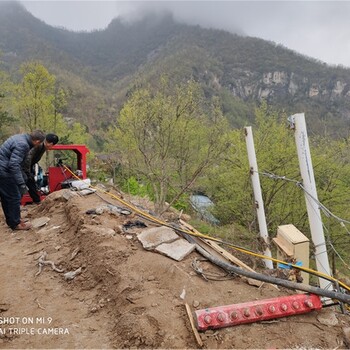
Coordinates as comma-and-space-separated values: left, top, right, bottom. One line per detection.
309, 136, 350, 271
252, 102, 305, 232
120, 176, 151, 198
204, 101, 342, 234
16, 61, 54, 129
12, 61, 67, 134
107, 76, 232, 213
219, 89, 255, 128
94, 171, 108, 182
0, 70, 15, 142
188, 219, 212, 235
172, 194, 189, 212
200, 101, 350, 273
5, 61, 92, 147
65, 122, 89, 144
202, 127, 252, 226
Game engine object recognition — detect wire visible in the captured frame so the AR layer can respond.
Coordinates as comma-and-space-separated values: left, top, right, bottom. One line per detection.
299, 182, 350, 225
191, 258, 236, 281
258, 170, 350, 226
259, 170, 350, 272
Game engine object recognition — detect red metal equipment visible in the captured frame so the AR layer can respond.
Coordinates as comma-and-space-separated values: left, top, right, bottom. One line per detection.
194, 293, 322, 331
21, 144, 90, 205
48, 144, 89, 192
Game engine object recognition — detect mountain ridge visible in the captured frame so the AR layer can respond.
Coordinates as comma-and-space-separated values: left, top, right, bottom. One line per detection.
1, 1, 350, 137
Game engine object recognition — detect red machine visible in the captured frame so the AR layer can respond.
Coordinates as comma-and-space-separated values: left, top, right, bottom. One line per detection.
21, 144, 90, 205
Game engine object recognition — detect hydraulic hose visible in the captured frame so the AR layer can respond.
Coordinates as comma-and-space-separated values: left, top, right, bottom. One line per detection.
181, 231, 350, 305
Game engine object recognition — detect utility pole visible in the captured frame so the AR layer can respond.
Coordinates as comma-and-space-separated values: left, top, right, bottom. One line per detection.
290, 113, 332, 290
244, 126, 273, 269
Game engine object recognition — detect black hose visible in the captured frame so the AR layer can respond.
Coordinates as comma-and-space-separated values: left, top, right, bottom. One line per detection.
179, 231, 350, 305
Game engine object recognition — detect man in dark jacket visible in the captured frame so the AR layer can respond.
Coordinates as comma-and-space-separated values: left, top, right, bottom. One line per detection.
23, 133, 59, 203
0, 130, 45, 230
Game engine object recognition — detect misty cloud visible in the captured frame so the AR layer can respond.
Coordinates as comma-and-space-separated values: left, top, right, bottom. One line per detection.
21, 1, 350, 67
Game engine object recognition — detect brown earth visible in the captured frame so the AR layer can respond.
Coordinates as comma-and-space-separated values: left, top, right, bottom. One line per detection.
0, 188, 349, 349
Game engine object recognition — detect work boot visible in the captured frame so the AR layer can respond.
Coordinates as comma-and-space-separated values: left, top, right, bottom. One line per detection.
14, 222, 32, 230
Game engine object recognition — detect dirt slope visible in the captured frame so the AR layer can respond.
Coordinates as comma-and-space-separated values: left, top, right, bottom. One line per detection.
0, 189, 349, 349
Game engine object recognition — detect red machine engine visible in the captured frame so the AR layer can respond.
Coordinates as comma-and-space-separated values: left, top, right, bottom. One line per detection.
21, 144, 90, 205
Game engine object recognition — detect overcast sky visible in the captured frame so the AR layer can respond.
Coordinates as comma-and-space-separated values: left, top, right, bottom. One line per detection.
19, 1, 350, 68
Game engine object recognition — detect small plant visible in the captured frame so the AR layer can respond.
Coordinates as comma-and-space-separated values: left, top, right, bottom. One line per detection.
122, 176, 150, 197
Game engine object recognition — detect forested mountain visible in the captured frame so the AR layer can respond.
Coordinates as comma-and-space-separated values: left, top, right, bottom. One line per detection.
4, 1, 350, 284
2, 0, 350, 137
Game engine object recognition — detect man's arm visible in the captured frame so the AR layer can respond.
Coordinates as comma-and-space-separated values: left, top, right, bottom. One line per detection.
31, 144, 45, 166
9, 143, 30, 186
22, 147, 35, 176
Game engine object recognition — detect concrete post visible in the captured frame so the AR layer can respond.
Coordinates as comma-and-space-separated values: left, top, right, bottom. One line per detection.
290, 113, 332, 290
244, 126, 273, 269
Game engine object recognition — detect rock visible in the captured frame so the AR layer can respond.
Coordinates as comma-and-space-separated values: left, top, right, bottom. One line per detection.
79, 188, 96, 196
193, 300, 200, 308
81, 224, 115, 237
137, 226, 179, 250
317, 310, 338, 326
179, 287, 186, 300
155, 239, 195, 261
114, 225, 123, 234
0, 303, 9, 312
62, 190, 78, 201
95, 204, 131, 216
31, 217, 50, 228
95, 206, 105, 215
64, 267, 82, 281
343, 327, 350, 348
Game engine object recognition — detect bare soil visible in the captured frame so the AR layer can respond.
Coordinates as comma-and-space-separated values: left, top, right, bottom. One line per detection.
0, 188, 349, 349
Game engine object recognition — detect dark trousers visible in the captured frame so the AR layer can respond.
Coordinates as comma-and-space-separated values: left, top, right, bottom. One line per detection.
26, 176, 41, 203
0, 177, 21, 229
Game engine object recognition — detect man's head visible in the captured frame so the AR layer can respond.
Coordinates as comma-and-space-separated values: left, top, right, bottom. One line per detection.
44, 133, 59, 150
30, 130, 45, 147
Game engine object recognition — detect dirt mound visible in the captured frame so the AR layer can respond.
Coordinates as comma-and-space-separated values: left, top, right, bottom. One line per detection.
0, 189, 349, 349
